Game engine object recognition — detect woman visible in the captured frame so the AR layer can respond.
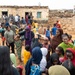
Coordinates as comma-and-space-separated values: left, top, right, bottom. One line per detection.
18, 26, 34, 53
0, 46, 19, 75
58, 33, 74, 52
25, 47, 42, 75
47, 53, 60, 69
50, 28, 63, 53
25, 26, 34, 45
4, 26, 15, 53
48, 65, 70, 75
62, 48, 75, 75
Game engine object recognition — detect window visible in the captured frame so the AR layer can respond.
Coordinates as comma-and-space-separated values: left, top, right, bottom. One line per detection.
37, 12, 41, 18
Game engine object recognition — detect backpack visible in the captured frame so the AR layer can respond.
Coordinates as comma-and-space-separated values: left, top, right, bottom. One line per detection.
30, 65, 41, 75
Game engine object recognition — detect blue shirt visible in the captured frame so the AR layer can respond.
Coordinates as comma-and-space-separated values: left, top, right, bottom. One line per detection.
52, 27, 57, 36
46, 30, 50, 37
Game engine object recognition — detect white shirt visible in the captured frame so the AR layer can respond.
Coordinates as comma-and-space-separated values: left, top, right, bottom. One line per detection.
15, 16, 18, 22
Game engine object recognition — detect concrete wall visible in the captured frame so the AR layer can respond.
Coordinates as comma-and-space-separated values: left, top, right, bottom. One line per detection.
0, 7, 49, 20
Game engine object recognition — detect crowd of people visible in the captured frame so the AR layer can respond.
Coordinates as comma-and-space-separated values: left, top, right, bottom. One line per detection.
0, 14, 75, 75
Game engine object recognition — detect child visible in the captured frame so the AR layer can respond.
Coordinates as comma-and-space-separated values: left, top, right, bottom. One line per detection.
15, 35, 22, 62
22, 45, 31, 65
62, 48, 75, 75
32, 26, 36, 34
51, 24, 57, 37
25, 47, 42, 75
55, 46, 64, 57
55, 47, 64, 63
58, 33, 74, 52
46, 26, 50, 41
40, 48, 48, 74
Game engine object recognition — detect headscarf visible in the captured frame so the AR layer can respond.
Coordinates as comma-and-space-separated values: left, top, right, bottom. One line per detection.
25, 26, 30, 30
47, 53, 60, 69
50, 28, 63, 52
40, 48, 48, 71
41, 47, 48, 57
64, 48, 75, 66
32, 47, 42, 64
25, 47, 42, 75
10, 53, 17, 67
25, 26, 31, 41
48, 65, 70, 75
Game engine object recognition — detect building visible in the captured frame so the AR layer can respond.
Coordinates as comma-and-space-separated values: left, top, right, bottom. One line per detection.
0, 6, 49, 21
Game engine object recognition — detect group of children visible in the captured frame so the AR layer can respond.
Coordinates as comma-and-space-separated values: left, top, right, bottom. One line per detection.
0, 19, 75, 75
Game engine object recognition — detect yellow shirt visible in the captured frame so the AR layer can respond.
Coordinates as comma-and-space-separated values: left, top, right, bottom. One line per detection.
32, 22, 38, 28
22, 49, 31, 65
32, 28, 36, 34
35, 23, 38, 28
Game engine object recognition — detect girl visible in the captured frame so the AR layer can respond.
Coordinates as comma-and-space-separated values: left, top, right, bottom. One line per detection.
22, 45, 31, 65
40, 48, 48, 73
25, 47, 42, 75
47, 53, 60, 69
15, 35, 22, 62
55, 46, 64, 63
55, 46, 64, 57
46, 26, 50, 41
62, 48, 75, 75
58, 33, 74, 52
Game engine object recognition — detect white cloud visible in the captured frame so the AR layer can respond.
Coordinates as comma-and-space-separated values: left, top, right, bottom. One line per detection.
0, 0, 75, 9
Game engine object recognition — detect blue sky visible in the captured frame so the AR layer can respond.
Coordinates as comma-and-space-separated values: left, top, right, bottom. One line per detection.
0, 0, 75, 9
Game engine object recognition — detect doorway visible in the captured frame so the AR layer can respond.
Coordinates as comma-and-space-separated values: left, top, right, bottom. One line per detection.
25, 12, 32, 19
2, 11, 8, 16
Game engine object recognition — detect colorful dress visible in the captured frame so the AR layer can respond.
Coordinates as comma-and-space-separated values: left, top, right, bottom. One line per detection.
15, 40, 22, 59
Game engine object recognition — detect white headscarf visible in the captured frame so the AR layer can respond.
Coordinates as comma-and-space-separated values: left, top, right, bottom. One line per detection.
40, 47, 48, 72
41, 47, 48, 56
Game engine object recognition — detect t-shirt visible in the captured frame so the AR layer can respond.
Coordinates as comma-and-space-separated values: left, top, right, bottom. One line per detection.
52, 27, 57, 36
46, 30, 50, 37
22, 49, 31, 65
4, 30, 15, 43
15, 16, 19, 22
